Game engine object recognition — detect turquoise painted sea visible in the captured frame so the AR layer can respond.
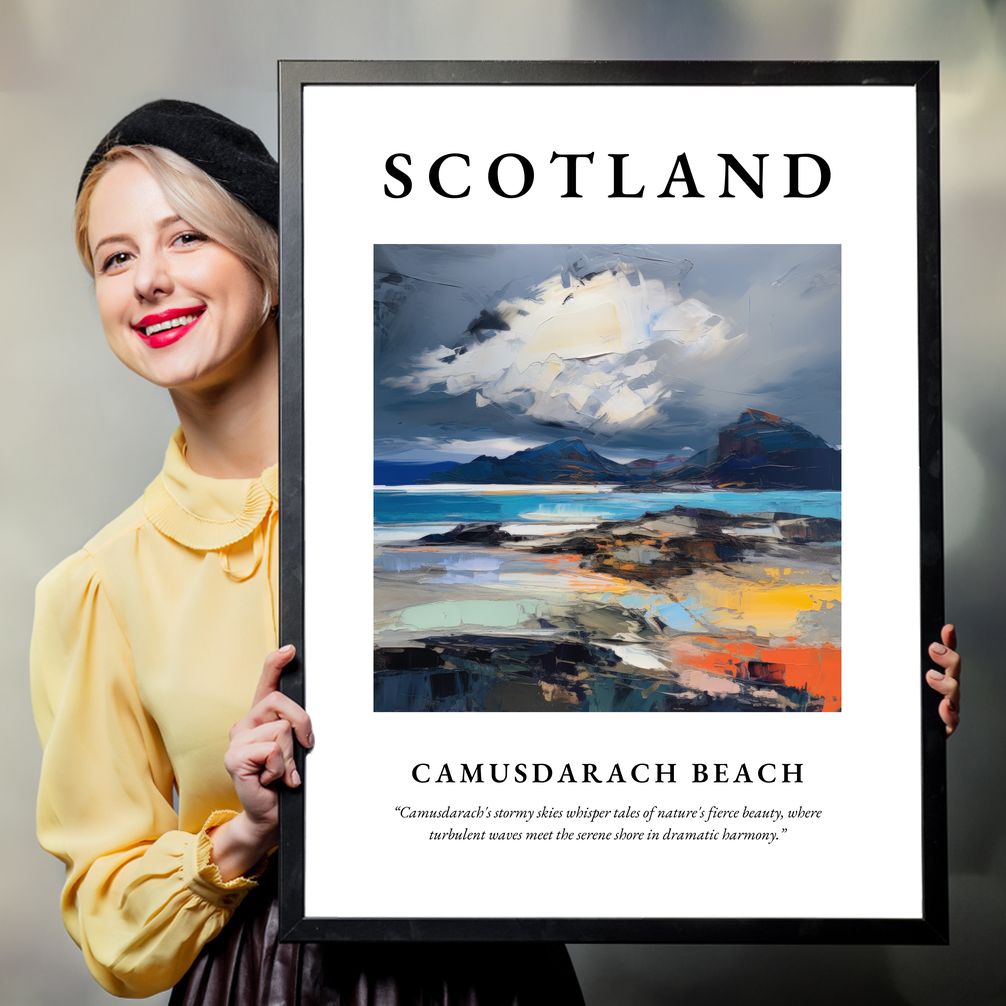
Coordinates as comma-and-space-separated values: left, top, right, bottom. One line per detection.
374, 485, 841, 538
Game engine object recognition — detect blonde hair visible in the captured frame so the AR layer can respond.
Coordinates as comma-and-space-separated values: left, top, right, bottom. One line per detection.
75, 145, 278, 323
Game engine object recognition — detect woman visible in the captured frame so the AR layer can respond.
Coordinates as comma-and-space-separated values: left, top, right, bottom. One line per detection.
31, 100, 586, 1003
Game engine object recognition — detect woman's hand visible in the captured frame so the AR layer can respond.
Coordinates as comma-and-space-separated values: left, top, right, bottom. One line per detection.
926, 624, 961, 738
209, 645, 314, 881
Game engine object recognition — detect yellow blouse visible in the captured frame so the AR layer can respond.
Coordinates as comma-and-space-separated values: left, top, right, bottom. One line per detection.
31, 428, 279, 998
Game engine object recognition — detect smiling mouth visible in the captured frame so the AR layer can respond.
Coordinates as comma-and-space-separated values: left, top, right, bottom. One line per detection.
142, 313, 199, 337
134, 307, 206, 338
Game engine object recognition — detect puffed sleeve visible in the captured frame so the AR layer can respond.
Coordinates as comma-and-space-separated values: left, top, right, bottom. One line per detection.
31, 549, 261, 998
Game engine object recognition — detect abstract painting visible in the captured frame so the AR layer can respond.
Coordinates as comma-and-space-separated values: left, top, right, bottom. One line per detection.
374, 244, 841, 712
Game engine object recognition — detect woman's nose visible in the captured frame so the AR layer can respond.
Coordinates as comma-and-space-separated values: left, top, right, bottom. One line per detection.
133, 249, 173, 302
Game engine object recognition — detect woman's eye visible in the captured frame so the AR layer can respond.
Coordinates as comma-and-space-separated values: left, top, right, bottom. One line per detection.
101, 251, 131, 273
173, 231, 208, 248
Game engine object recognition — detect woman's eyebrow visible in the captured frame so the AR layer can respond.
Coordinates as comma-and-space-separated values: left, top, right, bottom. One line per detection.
92, 232, 133, 256
92, 216, 185, 257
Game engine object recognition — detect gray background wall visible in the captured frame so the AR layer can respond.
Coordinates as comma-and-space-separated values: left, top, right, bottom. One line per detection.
1, 2, 1002, 1003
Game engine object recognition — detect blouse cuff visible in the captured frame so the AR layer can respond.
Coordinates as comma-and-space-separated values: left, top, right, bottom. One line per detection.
183, 810, 269, 909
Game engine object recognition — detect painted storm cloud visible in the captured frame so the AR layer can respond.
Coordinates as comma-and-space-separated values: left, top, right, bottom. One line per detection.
373, 244, 841, 712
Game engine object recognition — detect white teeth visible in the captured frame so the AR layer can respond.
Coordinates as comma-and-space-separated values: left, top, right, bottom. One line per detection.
142, 313, 199, 337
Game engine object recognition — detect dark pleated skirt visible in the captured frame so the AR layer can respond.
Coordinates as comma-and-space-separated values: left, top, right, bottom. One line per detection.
169, 869, 584, 1006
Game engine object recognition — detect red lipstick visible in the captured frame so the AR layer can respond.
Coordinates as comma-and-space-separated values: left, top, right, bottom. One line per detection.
132, 306, 205, 349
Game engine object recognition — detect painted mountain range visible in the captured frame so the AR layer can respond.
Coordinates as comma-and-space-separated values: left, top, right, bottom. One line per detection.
650, 407, 842, 491
425, 439, 650, 485
422, 408, 840, 490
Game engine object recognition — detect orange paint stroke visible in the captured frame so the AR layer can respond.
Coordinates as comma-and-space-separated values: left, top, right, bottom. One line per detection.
666, 636, 841, 710
767, 644, 842, 711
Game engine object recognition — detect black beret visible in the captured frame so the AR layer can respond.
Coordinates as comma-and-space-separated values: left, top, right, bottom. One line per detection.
78, 99, 278, 228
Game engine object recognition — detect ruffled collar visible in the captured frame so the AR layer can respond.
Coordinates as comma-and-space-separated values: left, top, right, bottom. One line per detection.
143, 428, 278, 551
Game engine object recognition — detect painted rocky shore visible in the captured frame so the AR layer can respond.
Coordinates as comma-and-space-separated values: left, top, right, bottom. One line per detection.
374, 504, 841, 713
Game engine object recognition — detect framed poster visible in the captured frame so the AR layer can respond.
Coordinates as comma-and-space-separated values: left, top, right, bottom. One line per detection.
277, 61, 946, 943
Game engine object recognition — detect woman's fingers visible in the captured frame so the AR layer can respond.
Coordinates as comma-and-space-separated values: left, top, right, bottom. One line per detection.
219, 646, 309, 844
929, 640, 960, 680
230, 719, 302, 788
258, 742, 289, 787
926, 667, 959, 704
241, 644, 314, 749
255, 691, 314, 749
925, 683, 961, 736
224, 738, 288, 788
223, 645, 311, 811
941, 623, 958, 653
252, 644, 297, 707
232, 689, 314, 750
927, 623, 961, 737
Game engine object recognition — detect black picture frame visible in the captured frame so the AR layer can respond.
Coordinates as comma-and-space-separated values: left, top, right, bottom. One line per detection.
277, 60, 945, 944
